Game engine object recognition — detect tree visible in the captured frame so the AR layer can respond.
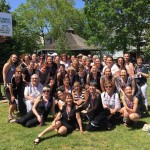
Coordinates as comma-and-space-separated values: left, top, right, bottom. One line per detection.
0, 0, 10, 12
83, 0, 150, 55
14, 0, 86, 54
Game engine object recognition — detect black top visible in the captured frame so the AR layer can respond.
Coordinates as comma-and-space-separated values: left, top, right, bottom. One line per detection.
134, 64, 148, 86
75, 73, 87, 87
77, 93, 104, 120
37, 96, 53, 120
22, 68, 35, 82
47, 62, 58, 78
89, 72, 101, 90
59, 105, 77, 125
11, 76, 24, 90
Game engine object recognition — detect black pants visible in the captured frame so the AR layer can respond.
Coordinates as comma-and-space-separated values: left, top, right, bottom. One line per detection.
5, 87, 26, 114
16, 110, 39, 128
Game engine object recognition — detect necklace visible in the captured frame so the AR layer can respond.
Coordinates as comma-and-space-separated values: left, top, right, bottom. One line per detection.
66, 106, 71, 120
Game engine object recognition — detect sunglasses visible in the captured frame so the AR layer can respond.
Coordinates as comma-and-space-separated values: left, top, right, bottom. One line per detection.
16, 71, 22, 73
32, 78, 38, 79
43, 90, 50, 93
105, 86, 112, 88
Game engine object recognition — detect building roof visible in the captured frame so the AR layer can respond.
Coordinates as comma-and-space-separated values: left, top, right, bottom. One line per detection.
45, 28, 98, 51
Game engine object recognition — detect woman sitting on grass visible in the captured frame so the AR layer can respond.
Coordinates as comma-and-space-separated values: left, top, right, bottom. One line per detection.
15, 85, 55, 127
72, 81, 88, 106
101, 81, 121, 127
34, 93, 83, 144
120, 86, 140, 127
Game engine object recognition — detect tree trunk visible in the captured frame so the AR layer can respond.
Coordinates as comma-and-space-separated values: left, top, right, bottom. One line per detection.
136, 44, 141, 57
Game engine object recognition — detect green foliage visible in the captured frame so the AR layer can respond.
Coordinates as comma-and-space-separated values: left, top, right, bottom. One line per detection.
83, 0, 150, 54
0, 0, 10, 12
14, 0, 86, 54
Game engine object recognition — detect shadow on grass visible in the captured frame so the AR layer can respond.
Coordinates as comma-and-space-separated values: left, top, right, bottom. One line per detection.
41, 133, 70, 143
141, 112, 150, 118
128, 120, 148, 130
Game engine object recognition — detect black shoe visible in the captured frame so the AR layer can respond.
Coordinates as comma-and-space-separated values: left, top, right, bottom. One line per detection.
107, 122, 112, 130
34, 137, 41, 145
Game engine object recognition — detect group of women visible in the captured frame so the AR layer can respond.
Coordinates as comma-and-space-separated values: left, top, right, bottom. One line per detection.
2, 52, 149, 144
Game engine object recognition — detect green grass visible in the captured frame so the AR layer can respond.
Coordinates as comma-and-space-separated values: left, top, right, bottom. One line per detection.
0, 80, 150, 150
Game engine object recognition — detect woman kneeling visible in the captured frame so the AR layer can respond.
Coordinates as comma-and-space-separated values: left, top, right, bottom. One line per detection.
120, 86, 140, 127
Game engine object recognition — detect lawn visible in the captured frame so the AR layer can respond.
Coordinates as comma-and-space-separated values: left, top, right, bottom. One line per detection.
0, 80, 150, 150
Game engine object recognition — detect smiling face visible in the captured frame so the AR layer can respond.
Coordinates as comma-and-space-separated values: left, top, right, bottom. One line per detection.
59, 65, 65, 73
136, 58, 142, 66
11, 54, 18, 63
91, 65, 97, 74
105, 83, 113, 93
120, 69, 127, 78
24, 55, 30, 62
95, 58, 101, 67
42, 87, 50, 96
106, 57, 113, 67
31, 74, 39, 85
118, 58, 124, 66
63, 78, 69, 86
89, 84, 96, 94
15, 68, 22, 77
124, 53, 130, 62
103, 55, 107, 62
65, 94, 73, 106
124, 86, 132, 96
104, 68, 111, 77
32, 54, 37, 62
47, 56, 53, 64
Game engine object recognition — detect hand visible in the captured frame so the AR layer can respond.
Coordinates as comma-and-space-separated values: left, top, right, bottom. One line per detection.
37, 116, 42, 123
31, 99, 35, 104
81, 110, 87, 114
110, 109, 115, 114
137, 72, 142, 75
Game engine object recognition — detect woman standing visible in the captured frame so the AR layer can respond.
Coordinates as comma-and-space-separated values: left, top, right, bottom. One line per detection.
134, 56, 149, 110
34, 93, 83, 144
19, 54, 31, 69
3, 54, 18, 87
5, 67, 26, 121
36, 64, 50, 86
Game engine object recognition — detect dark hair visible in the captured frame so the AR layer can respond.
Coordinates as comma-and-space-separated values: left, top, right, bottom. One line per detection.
107, 56, 113, 61
136, 56, 143, 61
116, 57, 125, 68
59, 64, 65, 68
105, 81, 113, 87
124, 52, 130, 56
65, 93, 73, 99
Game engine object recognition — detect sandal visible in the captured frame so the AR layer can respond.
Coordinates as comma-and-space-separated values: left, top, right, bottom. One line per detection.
8, 115, 13, 123
34, 137, 41, 145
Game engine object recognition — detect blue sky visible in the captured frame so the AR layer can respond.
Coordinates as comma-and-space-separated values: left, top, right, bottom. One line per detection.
6, 0, 85, 12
